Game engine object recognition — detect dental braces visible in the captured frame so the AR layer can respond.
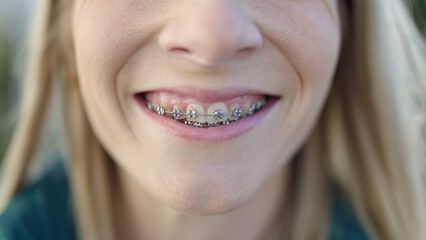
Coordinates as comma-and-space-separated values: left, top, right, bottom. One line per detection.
146, 99, 266, 128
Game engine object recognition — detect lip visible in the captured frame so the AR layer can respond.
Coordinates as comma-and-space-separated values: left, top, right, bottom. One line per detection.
134, 88, 280, 142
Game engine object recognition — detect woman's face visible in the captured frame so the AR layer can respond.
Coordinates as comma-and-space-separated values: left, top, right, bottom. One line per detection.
72, 0, 341, 214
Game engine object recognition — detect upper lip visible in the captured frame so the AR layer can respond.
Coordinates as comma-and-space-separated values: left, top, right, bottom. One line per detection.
136, 86, 280, 102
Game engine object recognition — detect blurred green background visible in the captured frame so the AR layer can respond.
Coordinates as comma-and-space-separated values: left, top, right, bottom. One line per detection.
0, 0, 425, 162
0, 0, 34, 163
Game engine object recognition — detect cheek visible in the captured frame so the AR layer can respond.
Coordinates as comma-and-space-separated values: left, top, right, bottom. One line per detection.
255, 1, 341, 89
72, 0, 170, 93
71, 1, 162, 163
252, 2, 341, 165
71, 0, 166, 138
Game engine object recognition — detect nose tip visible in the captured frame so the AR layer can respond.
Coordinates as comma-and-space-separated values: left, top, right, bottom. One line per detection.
158, 0, 262, 67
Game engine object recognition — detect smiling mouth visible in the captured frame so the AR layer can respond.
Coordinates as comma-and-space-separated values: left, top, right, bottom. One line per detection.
135, 92, 277, 128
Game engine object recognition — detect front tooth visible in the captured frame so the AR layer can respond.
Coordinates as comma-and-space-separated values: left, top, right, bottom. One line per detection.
186, 103, 206, 123
207, 102, 228, 124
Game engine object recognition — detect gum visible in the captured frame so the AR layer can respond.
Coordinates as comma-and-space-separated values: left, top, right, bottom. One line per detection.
144, 91, 265, 112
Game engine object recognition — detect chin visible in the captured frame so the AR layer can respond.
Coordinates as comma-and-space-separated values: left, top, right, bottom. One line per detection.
145, 165, 253, 216
161, 190, 247, 217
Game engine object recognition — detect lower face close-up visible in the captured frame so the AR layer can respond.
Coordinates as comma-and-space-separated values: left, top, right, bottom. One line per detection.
72, 0, 342, 215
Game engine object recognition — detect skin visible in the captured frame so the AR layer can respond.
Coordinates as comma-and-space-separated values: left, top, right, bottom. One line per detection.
72, 0, 342, 239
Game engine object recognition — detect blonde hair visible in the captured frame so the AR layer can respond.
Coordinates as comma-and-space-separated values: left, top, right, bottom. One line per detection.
1, 0, 425, 239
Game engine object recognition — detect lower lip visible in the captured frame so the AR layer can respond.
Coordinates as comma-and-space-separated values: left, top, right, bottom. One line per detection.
134, 96, 279, 142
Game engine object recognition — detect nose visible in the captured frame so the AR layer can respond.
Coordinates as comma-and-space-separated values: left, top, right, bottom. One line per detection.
158, 0, 262, 67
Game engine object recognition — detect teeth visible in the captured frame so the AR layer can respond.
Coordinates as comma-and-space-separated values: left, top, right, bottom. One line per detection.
186, 103, 206, 123
146, 97, 267, 127
242, 102, 253, 116
207, 102, 228, 124
255, 99, 266, 111
156, 104, 166, 116
248, 105, 255, 115
228, 103, 242, 121
147, 102, 154, 110
172, 105, 185, 119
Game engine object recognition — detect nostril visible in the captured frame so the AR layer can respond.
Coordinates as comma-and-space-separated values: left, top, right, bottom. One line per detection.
170, 47, 191, 54
169, 47, 194, 60
238, 47, 256, 55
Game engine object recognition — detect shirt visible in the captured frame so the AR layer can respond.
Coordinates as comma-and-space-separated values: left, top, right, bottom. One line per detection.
0, 160, 369, 240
